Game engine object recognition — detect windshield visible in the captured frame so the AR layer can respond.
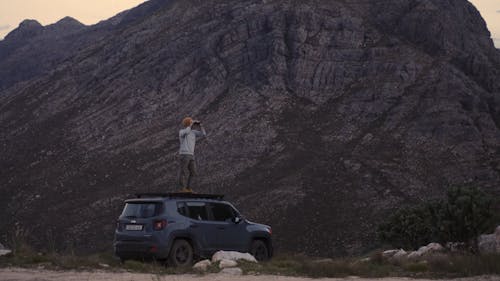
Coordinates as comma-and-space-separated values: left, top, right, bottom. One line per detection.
121, 202, 163, 218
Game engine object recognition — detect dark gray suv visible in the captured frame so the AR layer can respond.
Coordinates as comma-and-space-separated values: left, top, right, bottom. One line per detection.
114, 193, 273, 266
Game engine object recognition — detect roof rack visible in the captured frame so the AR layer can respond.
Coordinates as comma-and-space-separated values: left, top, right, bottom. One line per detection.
135, 192, 224, 200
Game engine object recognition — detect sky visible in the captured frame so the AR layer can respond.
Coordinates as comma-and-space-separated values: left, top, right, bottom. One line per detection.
0, 0, 498, 47
0, 0, 147, 39
470, 0, 500, 47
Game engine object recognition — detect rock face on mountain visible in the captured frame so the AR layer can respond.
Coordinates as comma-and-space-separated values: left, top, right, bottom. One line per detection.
0, 0, 173, 92
0, 0, 499, 256
0, 18, 84, 91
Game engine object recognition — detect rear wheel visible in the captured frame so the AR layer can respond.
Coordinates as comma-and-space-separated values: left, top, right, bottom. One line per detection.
250, 240, 269, 261
168, 239, 194, 267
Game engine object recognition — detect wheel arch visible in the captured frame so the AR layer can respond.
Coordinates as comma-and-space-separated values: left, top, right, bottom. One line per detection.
249, 235, 273, 258
167, 232, 201, 257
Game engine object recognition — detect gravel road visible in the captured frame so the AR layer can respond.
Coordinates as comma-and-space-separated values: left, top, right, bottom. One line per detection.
0, 268, 499, 281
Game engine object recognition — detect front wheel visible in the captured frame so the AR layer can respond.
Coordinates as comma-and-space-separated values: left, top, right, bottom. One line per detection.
250, 240, 269, 261
168, 239, 194, 267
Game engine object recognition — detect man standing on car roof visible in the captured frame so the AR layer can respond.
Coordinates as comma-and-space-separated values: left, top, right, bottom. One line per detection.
178, 117, 206, 193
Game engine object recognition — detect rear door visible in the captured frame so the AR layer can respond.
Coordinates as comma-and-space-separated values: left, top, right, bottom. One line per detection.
178, 201, 219, 252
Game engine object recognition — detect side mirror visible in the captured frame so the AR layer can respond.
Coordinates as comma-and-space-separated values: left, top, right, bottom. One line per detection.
233, 216, 242, 224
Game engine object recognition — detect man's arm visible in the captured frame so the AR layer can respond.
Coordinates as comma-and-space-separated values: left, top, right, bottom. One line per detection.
179, 126, 192, 137
193, 124, 207, 138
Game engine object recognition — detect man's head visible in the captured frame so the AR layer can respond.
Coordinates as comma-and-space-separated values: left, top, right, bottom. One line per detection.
182, 117, 193, 127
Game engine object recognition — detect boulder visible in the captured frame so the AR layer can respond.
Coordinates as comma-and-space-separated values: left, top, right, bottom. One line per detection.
0, 243, 11, 256
407, 243, 445, 260
220, 267, 243, 275
0, 249, 12, 256
359, 257, 371, 263
219, 259, 238, 269
382, 249, 401, 258
392, 249, 408, 260
478, 226, 500, 254
478, 234, 496, 254
212, 251, 257, 263
193, 259, 212, 272
496, 226, 500, 253
407, 251, 420, 260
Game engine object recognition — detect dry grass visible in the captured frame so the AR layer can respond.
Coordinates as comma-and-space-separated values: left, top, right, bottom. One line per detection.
238, 252, 500, 278
1, 243, 500, 278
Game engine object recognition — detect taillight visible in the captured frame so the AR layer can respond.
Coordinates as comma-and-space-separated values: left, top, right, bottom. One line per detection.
268, 227, 272, 235
153, 219, 167, 230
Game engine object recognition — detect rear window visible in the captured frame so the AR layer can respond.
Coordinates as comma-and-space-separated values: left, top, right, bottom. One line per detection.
121, 202, 163, 218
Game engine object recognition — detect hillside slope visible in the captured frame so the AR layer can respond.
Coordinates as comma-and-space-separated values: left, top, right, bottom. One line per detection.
0, 0, 499, 256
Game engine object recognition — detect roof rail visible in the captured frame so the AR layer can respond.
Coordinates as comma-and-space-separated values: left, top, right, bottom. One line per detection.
135, 192, 224, 200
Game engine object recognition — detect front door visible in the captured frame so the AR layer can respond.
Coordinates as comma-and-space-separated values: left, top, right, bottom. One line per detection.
208, 203, 248, 251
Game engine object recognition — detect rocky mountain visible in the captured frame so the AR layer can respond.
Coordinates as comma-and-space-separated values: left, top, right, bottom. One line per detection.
0, 18, 85, 91
1, 0, 499, 256
0, 0, 173, 92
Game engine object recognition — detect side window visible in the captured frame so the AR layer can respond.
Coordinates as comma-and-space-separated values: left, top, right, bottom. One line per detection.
210, 203, 235, 222
186, 202, 208, 221
177, 202, 188, 217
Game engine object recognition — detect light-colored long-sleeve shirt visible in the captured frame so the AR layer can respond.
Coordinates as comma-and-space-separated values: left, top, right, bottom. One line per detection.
179, 125, 206, 156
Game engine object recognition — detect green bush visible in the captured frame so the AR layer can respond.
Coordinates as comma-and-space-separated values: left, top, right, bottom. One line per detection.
438, 186, 494, 246
377, 186, 496, 250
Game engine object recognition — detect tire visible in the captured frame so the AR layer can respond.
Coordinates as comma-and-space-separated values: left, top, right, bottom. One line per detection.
250, 239, 269, 261
168, 239, 194, 267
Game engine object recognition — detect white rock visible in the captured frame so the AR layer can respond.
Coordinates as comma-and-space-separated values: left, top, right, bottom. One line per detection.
408, 243, 445, 260
0, 249, 12, 256
219, 259, 238, 268
478, 234, 496, 254
212, 250, 257, 263
392, 249, 408, 259
193, 259, 212, 271
407, 251, 421, 260
220, 267, 243, 275
382, 249, 400, 258
496, 226, 500, 253
419, 243, 444, 255
359, 257, 371, 263
424, 242, 444, 252
478, 226, 500, 254
98, 263, 110, 268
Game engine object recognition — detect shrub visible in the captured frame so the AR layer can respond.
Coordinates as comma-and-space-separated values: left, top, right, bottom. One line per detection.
377, 186, 496, 250
438, 186, 494, 247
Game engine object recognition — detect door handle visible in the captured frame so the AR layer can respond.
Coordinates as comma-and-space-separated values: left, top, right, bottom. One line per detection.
217, 226, 225, 230
190, 225, 199, 228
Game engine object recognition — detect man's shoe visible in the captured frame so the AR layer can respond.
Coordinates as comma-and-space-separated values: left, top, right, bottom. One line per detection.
179, 188, 190, 193
186, 187, 195, 193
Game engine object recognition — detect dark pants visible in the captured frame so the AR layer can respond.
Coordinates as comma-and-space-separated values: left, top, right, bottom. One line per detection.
179, 154, 196, 189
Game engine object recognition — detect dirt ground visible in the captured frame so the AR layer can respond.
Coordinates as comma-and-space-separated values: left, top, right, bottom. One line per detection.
0, 268, 499, 281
